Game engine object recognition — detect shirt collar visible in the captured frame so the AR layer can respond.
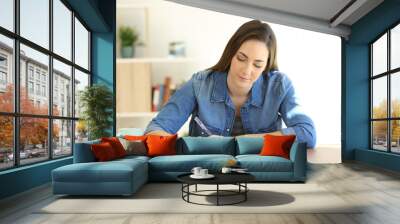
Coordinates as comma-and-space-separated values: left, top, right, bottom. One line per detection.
211, 71, 266, 108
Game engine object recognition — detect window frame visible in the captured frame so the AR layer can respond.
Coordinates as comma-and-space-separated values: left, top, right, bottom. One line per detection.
0, 0, 92, 171
370, 20, 400, 154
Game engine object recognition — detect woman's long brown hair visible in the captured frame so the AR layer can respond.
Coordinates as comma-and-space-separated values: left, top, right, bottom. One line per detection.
209, 20, 278, 73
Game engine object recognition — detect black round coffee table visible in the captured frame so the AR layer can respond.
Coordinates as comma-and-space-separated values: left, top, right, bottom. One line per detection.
177, 172, 255, 206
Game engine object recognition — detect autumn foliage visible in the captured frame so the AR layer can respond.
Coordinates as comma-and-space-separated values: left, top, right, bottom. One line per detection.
372, 99, 400, 142
0, 84, 59, 150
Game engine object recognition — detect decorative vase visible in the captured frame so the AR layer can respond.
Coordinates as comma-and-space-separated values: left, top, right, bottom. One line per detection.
121, 46, 134, 58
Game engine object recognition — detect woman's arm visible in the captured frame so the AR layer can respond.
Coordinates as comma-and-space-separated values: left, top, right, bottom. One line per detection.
143, 74, 199, 136
238, 131, 282, 138
145, 130, 173, 136
278, 76, 316, 148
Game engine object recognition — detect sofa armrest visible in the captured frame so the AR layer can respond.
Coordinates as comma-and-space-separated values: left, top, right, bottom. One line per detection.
289, 142, 307, 181
73, 140, 100, 163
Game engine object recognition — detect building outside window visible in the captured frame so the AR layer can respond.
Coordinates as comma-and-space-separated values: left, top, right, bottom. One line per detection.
0, 71, 6, 84
0, 54, 7, 67
41, 73, 46, 83
0, 54, 7, 88
0, 0, 91, 171
371, 23, 400, 154
35, 70, 40, 81
36, 83, 40, 95
42, 85, 46, 97
28, 81, 34, 94
28, 66, 34, 80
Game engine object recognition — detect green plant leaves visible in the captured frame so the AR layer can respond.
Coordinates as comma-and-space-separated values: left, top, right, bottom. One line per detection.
79, 84, 113, 140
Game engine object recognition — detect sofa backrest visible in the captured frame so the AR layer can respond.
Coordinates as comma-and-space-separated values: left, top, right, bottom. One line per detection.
176, 137, 235, 155
74, 136, 302, 161
235, 137, 264, 155
73, 139, 100, 163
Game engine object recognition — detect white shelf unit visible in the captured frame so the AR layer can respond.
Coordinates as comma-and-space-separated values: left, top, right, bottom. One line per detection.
116, 1, 199, 135
116, 58, 196, 135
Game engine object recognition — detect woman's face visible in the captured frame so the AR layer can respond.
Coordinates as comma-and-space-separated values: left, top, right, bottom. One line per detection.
228, 39, 269, 90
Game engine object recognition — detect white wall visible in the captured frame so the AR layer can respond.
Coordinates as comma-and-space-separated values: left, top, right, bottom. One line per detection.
117, 0, 342, 163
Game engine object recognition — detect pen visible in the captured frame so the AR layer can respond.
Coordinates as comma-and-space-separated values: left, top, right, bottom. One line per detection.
194, 116, 213, 136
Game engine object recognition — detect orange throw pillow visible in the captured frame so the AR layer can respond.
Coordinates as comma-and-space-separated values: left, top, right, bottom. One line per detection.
101, 137, 126, 158
124, 135, 148, 142
91, 142, 117, 162
146, 134, 177, 157
260, 134, 296, 159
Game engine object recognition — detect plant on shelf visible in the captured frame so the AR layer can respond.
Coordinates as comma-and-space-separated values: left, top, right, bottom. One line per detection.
119, 26, 138, 58
79, 84, 113, 140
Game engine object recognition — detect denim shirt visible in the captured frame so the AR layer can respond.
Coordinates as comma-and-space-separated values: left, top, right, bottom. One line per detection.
144, 70, 316, 148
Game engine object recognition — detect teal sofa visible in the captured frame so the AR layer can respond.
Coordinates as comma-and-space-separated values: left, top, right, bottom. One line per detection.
52, 137, 307, 196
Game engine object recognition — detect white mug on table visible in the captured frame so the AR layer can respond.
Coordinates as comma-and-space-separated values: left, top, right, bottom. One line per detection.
191, 167, 202, 176
221, 167, 232, 173
199, 168, 208, 176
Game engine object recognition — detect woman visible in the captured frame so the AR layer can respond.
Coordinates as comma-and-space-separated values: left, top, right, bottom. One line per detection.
144, 20, 316, 148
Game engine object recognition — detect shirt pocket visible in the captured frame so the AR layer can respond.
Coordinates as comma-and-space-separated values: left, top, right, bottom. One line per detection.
191, 121, 223, 136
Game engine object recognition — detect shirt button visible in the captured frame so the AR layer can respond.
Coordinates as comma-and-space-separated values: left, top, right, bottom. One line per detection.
201, 132, 204, 135
226, 128, 230, 131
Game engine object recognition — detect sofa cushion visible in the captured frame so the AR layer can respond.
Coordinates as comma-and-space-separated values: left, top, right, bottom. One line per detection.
115, 155, 150, 163
124, 135, 148, 142
235, 137, 263, 155
260, 134, 296, 159
91, 142, 118, 161
147, 134, 177, 157
74, 140, 101, 163
101, 137, 127, 158
236, 155, 293, 172
120, 138, 147, 156
177, 137, 235, 155
52, 158, 148, 183
148, 154, 235, 172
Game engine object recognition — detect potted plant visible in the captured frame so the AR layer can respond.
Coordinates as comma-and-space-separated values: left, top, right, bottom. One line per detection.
79, 84, 113, 140
119, 26, 138, 58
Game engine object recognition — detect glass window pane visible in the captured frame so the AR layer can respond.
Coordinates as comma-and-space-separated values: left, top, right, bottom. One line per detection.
391, 24, 400, 70
391, 72, 400, 118
20, 117, 49, 165
74, 69, 89, 118
372, 121, 388, 151
391, 120, 400, 153
372, 33, 387, 76
53, 119, 72, 158
75, 18, 89, 70
20, 44, 49, 115
0, 0, 14, 31
53, 0, 72, 60
53, 59, 72, 117
372, 77, 387, 119
75, 120, 88, 143
0, 116, 14, 170
20, 0, 49, 49
0, 34, 14, 113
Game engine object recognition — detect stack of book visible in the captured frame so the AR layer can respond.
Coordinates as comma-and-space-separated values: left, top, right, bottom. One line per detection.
151, 76, 179, 112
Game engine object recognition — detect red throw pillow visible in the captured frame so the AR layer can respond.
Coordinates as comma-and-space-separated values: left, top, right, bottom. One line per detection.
91, 142, 117, 162
146, 134, 177, 157
259, 134, 296, 159
101, 137, 126, 158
